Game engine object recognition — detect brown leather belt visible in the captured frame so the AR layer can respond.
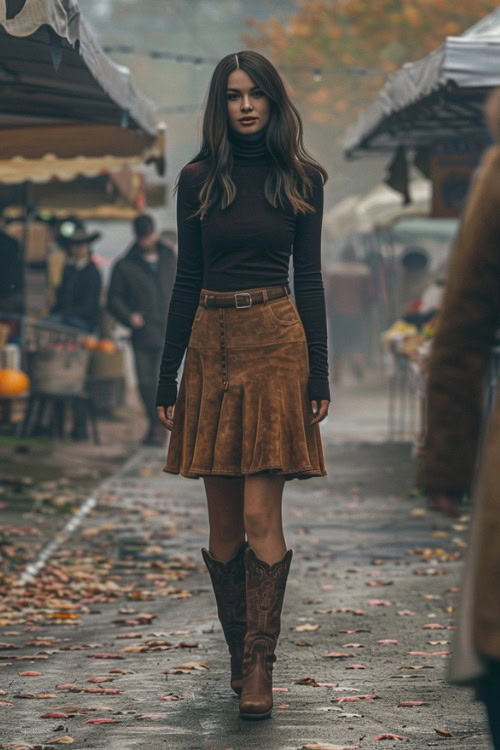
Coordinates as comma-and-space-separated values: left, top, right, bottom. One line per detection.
200, 284, 290, 308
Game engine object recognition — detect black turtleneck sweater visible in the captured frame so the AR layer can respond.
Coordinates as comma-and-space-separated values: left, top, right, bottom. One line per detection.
156, 125, 330, 408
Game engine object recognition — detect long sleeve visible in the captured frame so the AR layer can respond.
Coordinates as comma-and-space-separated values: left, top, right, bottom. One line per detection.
156, 165, 204, 408
420, 145, 500, 494
78, 265, 101, 324
107, 262, 133, 328
292, 166, 331, 403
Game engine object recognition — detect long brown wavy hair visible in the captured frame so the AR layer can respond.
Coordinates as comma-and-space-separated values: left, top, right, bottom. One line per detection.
175, 50, 328, 221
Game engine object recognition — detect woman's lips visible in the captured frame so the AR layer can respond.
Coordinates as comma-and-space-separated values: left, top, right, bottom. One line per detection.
239, 118, 257, 123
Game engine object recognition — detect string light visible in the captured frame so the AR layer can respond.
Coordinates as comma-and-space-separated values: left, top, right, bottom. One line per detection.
102, 45, 383, 78
157, 103, 200, 113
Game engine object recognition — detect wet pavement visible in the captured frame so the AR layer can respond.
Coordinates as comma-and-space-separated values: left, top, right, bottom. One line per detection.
0, 414, 491, 749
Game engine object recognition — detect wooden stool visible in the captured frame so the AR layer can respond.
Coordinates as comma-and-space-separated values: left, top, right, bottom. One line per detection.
22, 391, 100, 444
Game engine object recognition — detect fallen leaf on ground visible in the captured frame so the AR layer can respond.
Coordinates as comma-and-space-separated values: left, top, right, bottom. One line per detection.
366, 581, 393, 587
294, 624, 320, 632
423, 623, 447, 630
434, 728, 452, 736
18, 671, 42, 677
160, 694, 183, 701
399, 700, 428, 707
41, 712, 69, 719
368, 600, 392, 607
338, 629, 371, 634
84, 717, 118, 724
166, 661, 208, 674
295, 677, 337, 687
324, 652, 350, 658
375, 734, 405, 741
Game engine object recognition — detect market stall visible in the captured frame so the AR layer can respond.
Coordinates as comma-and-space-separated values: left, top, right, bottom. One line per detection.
340, 10, 500, 443
0, 0, 160, 434
324, 178, 460, 441
343, 8, 500, 218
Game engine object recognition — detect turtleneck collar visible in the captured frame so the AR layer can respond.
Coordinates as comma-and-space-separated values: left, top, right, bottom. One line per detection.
228, 123, 272, 164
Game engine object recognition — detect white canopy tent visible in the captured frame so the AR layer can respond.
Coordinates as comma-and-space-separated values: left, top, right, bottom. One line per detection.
344, 9, 500, 157
324, 179, 431, 242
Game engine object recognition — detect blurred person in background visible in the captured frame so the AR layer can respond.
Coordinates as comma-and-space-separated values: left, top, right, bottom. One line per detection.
420, 87, 500, 749
325, 245, 373, 383
107, 213, 176, 446
50, 219, 102, 332
0, 203, 22, 315
45, 216, 69, 310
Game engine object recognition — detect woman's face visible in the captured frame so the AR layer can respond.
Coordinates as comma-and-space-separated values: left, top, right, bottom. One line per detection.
226, 69, 270, 135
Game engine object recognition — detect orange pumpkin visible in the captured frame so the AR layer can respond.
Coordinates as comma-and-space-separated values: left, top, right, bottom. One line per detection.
96, 339, 117, 354
0, 368, 30, 397
83, 335, 99, 350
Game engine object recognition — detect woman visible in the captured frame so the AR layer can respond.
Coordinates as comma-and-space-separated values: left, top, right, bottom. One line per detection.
156, 50, 330, 721
420, 87, 500, 747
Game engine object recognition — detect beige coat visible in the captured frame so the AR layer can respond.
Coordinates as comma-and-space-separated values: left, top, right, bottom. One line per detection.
421, 92, 500, 686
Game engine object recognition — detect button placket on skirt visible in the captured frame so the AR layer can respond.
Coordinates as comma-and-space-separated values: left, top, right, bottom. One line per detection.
219, 306, 229, 390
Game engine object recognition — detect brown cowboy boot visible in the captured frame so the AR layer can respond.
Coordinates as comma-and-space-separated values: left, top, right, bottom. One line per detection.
239, 546, 293, 720
201, 542, 247, 695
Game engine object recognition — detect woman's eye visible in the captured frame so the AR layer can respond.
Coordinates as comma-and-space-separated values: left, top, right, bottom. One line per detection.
253, 90, 264, 97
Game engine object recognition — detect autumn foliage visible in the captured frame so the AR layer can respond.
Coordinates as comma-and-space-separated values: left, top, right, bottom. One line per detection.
242, 0, 499, 127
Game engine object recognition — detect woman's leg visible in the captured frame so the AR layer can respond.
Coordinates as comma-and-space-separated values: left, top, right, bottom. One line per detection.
243, 474, 287, 564
239, 472, 292, 719
202, 476, 247, 695
203, 476, 246, 563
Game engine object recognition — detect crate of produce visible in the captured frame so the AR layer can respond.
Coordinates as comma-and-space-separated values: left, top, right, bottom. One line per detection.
27, 346, 90, 395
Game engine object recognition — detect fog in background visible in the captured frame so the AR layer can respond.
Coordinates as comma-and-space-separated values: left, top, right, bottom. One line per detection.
85, 0, 385, 231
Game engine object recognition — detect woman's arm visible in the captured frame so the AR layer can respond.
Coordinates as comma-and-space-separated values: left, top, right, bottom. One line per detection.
421, 145, 500, 496
156, 165, 204, 408
292, 165, 331, 404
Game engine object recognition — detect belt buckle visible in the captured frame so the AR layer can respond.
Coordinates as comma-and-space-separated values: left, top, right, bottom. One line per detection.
234, 292, 252, 308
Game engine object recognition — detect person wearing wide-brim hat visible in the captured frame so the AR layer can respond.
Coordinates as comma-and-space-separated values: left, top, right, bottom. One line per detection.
50, 219, 102, 332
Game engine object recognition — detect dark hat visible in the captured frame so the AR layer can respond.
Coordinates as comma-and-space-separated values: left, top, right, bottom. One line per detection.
58, 219, 102, 246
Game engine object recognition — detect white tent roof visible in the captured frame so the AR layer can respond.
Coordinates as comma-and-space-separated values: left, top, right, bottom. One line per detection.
324, 179, 431, 240
344, 9, 500, 156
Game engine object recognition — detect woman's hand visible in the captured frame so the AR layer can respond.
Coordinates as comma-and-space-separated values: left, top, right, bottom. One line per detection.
157, 405, 174, 431
310, 399, 330, 424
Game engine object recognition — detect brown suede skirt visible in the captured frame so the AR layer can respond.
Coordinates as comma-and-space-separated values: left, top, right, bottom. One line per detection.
163, 284, 327, 481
